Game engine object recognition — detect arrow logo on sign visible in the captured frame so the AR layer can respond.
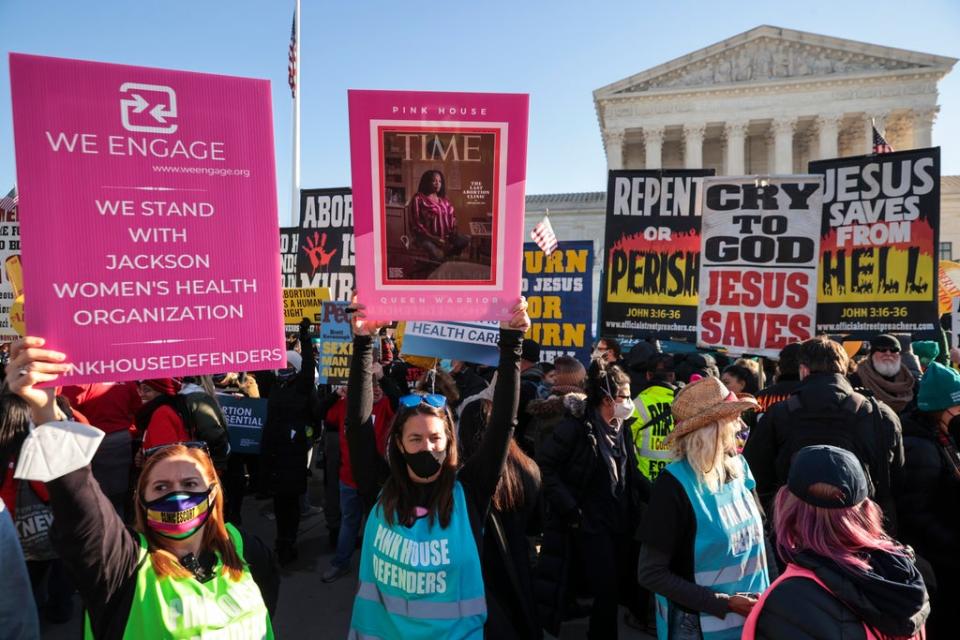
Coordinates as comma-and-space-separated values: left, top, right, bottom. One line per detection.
119, 83, 178, 134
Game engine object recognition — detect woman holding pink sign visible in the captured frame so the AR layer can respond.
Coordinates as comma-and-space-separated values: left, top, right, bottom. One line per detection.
4, 337, 280, 639
345, 295, 528, 639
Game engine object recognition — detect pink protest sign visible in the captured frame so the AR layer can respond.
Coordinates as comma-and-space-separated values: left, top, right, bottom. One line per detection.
348, 90, 529, 321
9, 53, 285, 385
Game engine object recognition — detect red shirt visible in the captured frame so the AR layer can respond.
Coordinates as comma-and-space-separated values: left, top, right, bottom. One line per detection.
1, 462, 48, 519
327, 396, 394, 488
61, 382, 141, 435
142, 405, 189, 450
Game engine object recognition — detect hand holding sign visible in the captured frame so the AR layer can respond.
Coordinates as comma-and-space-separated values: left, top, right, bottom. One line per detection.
501, 297, 531, 334
5, 336, 71, 424
349, 293, 391, 337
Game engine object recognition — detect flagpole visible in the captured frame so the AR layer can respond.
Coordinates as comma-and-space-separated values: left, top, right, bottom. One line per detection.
291, 0, 301, 226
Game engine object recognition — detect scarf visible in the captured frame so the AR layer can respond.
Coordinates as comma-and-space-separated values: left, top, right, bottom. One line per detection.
857, 359, 915, 413
591, 408, 627, 496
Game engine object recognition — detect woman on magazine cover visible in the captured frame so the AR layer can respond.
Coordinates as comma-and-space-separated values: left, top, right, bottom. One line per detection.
407, 170, 469, 262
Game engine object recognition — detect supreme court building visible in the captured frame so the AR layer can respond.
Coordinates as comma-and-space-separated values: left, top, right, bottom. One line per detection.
524, 25, 958, 323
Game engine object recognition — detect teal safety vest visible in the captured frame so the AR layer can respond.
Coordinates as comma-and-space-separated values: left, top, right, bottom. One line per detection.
655, 457, 769, 640
630, 384, 676, 481
349, 480, 486, 639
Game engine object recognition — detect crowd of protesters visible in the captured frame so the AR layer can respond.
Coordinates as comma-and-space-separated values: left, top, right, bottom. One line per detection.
2, 285, 960, 639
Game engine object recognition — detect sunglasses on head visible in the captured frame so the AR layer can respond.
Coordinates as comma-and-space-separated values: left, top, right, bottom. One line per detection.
874, 348, 900, 354
143, 441, 210, 459
398, 393, 447, 410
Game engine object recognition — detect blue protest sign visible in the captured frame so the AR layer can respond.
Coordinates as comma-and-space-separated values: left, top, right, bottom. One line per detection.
317, 301, 353, 385
219, 395, 268, 455
523, 241, 594, 365
401, 320, 500, 366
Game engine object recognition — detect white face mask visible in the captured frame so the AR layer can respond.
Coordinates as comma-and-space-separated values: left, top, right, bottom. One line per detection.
15, 421, 104, 482
613, 397, 635, 421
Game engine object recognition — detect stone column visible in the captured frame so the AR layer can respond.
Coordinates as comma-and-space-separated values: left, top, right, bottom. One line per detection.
864, 112, 889, 154
723, 121, 749, 175
912, 107, 938, 149
771, 118, 796, 174
644, 126, 664, 170
815, 114, 842, 159
683, 124, 706, 169
603, 130, 625, 170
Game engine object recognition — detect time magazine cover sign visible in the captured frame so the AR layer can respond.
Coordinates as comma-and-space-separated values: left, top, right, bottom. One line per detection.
348, 90, 529, 321
601, 170, 713, 342
809, 148, 940, 337
9, 54, 285, 385
697, 176, 822, 359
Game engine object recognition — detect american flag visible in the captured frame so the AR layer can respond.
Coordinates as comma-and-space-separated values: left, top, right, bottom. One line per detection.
0, 188, 17, 213
288, 11, 297, 98
872, 123, 893, 154
531, 215, 558, 256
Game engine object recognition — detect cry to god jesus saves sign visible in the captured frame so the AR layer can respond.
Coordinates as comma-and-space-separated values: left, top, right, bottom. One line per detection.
697, 176, 822, 359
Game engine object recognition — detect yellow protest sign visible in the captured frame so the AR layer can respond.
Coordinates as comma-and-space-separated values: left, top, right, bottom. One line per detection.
394, 322, 439, 370
9, 294, 24, 337
283, 287, 331, 324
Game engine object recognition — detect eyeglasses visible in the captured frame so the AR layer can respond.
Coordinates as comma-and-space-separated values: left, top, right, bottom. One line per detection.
398, 393, 447, 409
874, 348, 900, 354
143, 441, 210, 459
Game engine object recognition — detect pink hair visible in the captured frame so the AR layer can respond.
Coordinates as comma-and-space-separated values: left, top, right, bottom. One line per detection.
774, 485, 904, 572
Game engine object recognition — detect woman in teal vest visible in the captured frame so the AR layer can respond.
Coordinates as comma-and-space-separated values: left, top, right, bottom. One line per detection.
637, 376, 771, 640
344, 297, 528, 640
5, 336, 279, 639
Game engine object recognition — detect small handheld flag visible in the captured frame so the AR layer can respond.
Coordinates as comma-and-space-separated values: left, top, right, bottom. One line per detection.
531, 212, 558, 256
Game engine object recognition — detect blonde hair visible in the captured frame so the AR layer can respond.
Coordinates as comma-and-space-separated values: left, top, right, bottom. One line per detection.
672, 418, 742, 492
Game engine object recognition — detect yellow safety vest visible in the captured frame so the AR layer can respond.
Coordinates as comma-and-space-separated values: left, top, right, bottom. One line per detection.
630, 384, 676, 481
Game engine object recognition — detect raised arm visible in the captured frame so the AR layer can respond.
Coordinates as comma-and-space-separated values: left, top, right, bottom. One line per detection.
295, 318, 316, 393
459, 300, 529, 514
344, 299, 391, 503
5, 337, 141, 635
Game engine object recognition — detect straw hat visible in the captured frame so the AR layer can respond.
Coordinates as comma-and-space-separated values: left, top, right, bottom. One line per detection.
665, 376, 759, 446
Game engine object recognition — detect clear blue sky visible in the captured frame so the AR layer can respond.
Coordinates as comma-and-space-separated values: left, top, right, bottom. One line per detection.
2, 0, 958, 226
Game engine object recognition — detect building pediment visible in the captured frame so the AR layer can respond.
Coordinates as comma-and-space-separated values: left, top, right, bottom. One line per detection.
595, 26, 956, 98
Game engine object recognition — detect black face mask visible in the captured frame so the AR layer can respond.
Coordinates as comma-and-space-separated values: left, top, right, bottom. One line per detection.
402, 448, 446, 479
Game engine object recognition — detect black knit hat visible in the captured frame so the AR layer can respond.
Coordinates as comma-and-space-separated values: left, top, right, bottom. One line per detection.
521, 339, 541, 363
869, 334, 901, 353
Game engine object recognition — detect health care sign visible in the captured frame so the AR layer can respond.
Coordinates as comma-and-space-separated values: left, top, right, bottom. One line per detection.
697, 176, 822, 359
348, 90, 529, 321
9, 54, 285, 385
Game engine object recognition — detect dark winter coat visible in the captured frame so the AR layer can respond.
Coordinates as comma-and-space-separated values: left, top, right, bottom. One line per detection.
896, 415, 960, 573
743, 373, 904, 531
526, 391, 586, 451
752, 550, 929, 640
534, 396, 648, 634
259, 325, 323, 495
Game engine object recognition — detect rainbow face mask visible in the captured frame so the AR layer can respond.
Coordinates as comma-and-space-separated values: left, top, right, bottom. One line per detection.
144, 488, 214, 540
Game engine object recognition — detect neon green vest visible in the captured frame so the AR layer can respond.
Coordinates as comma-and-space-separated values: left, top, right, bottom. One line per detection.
84, 523, 273, 639
630, 384, 676, 481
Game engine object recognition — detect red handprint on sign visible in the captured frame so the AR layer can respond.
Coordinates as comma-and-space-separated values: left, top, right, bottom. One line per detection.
302, 232, 338, 274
